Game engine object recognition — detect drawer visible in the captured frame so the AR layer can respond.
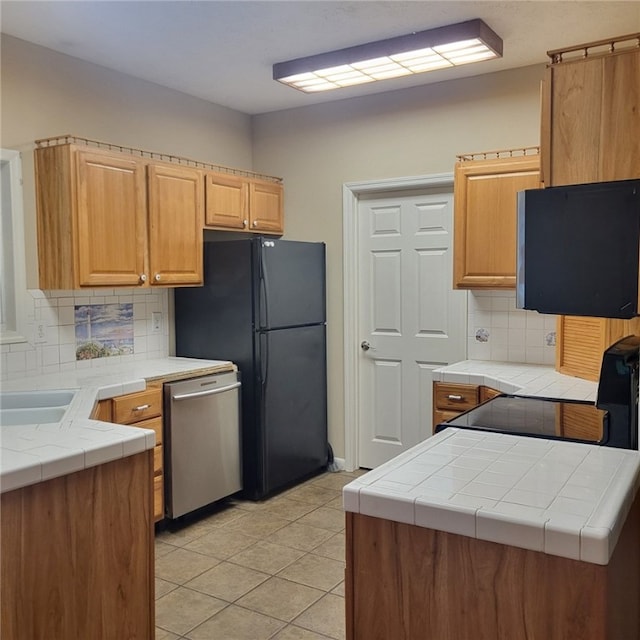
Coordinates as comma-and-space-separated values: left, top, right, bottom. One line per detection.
112, 388, 162, 425
480, 386, 502, 403
153, 445, 163, 476
135, 416, 163, 446
153, 474, 164, 522
434, 383, 480, 411
433, 408, 463, 426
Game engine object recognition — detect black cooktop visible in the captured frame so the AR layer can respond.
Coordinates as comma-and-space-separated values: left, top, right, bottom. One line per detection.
436, 394, 606, 445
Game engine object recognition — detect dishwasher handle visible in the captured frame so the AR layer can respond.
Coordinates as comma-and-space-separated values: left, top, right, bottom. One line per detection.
171, 381, 241, 401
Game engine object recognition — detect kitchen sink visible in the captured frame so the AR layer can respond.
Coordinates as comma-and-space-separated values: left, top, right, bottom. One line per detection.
0, 390, 76, 426
0, 390, 75, 410
0, 406, 68, 426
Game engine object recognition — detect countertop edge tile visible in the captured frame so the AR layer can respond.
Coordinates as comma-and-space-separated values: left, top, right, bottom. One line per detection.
359, 486, 416, 525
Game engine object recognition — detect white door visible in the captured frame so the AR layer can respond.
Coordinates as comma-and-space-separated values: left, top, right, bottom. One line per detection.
357, 188, 467, 468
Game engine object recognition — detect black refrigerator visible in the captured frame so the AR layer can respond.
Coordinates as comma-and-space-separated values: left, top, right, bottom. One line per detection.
174, 238, 328, 500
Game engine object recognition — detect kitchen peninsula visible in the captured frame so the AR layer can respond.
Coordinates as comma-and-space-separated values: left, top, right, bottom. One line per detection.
1, 356, 234, 640
343, 427, 640, 640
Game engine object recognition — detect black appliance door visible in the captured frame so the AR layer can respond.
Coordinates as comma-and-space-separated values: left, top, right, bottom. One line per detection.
256, 239, 326, 330
257, 323, 328, 496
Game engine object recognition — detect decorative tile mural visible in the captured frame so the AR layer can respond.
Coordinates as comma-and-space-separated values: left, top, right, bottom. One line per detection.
74, 303, 134, 360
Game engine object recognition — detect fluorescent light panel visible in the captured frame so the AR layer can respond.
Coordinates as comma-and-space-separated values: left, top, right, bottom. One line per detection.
273, 19, 503, 93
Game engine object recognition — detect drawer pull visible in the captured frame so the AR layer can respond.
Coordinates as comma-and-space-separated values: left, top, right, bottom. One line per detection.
447, 394, 464, 401
133, 404, 151, 412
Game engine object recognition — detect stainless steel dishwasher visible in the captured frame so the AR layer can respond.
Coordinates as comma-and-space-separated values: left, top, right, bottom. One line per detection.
164, 370, 242, 519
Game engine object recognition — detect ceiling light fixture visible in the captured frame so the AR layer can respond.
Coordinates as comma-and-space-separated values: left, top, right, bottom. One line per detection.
273, 19, 503, 93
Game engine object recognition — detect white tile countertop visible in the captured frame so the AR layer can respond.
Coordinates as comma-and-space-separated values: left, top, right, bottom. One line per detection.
433, 360, 598, 401
343, 428, 640, 565
0, 357, 234, 493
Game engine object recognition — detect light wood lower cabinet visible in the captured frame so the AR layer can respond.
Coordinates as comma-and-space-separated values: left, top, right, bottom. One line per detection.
345, 500, 640, 640
432, 382, 499, 432
1, 451, 154, 640
93, 386, 164, 522
556, 315, 640, 381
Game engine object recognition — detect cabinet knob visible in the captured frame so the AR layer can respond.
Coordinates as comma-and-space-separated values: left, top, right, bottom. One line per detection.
139, 274, 147, 283
154, 274, 161, 282
253, 220, 259, 227
243, 219, 248, 227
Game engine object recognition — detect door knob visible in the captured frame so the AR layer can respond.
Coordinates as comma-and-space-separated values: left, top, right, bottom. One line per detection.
361, 341, 371, 351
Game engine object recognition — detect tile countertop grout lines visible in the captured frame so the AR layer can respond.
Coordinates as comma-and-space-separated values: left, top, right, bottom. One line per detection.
343, 428, 640, 566
432, 359, 599, 402
0, 357, 235, 493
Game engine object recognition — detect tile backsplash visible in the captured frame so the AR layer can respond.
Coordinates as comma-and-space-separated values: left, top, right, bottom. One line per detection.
467, 290, 556, 365
1, 288, 169, 380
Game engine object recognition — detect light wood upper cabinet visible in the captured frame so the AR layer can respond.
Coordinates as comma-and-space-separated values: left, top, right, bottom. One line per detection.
37, 145, 148, 289
453, 153, 541, 289
148, 162, 203, 286
249, 178, 284, 233
35, 142, 203, 289
205, 172, 249, 230
542, 45, 640, 186
205, 171, 284, 235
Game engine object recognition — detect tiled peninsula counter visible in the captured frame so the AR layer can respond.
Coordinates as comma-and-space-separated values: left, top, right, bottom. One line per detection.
343, 428, 640, 640
1, 356, 234, 640
433, 359, 599, 401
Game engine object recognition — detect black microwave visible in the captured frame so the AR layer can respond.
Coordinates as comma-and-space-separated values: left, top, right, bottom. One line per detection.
516, 178, 640, 319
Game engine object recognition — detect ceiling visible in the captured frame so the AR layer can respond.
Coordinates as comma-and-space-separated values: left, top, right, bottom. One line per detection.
2, 1, 639, 115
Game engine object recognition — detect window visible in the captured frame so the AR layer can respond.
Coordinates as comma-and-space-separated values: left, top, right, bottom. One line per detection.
1, 148, 27, 344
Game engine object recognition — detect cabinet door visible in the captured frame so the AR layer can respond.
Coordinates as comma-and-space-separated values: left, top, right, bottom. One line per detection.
453, 155, 540, 289
147, 163, 204, 286
204, 172, 249, 230
600, 50, 640, 181
76, 150, 147, 287
545, 49, 640, 186
249, 179, 284, 234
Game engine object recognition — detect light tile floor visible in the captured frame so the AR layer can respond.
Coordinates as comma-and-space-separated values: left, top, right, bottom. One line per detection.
155, 470, 364, 640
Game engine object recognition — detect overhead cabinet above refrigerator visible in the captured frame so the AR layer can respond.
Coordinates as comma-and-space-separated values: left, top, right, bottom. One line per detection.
174, 238, 328, 500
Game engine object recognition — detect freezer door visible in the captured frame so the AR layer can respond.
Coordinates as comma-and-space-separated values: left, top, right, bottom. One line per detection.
257, 239, 326, 330
258, 324, 328, 496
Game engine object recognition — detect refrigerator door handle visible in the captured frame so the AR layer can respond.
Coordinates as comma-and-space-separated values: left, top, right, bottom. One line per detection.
259, 243, 270, 330
260, 332, 269, 387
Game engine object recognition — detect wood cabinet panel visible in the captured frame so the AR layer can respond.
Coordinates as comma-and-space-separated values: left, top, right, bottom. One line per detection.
434, 382, 480, 412
249, 179, 284, 233
600, 49, 640, 181
544, 48, 640, 186
76, 149, 147, 287
112, 387, 162, 425
433, 408, 461, 426
554, 315, 640, 381
346, 502, 640, 640
1, 451, 154, 640
205, 172, 248, 229
453, 154, 540, 289
147, 163, 204, 286
545, 59, 603, 186
480, 386, 502, 402
556, 403, 605, 442
35, 142, 203, 289
109, 386, 164, 521
204, 171, 284, 234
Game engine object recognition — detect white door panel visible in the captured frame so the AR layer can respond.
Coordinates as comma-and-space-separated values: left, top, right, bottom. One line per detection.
358, 189, 467, 469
